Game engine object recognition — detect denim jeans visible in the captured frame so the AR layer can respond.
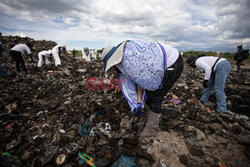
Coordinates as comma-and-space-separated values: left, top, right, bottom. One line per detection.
146, 55, 184, 113
200, 60, 231, 112
0, 63, 7, 76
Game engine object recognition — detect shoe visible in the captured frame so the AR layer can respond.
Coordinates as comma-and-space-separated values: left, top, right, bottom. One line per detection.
140, 108, 160, 137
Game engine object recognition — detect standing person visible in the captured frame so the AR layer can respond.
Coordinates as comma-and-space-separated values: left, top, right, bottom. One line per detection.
37, 50, 52, 67
72, 49, 76, 57
101, 40, 184, 137
234, 45, 245, 73
9, 42, 35, 73
51, 44, 66, 66
186, 55, 232, 113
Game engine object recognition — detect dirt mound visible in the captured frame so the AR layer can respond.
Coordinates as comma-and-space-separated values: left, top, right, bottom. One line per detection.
0, 35, 249, 166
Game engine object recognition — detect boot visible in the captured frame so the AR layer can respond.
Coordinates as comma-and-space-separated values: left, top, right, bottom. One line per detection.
140, 107, 160, 137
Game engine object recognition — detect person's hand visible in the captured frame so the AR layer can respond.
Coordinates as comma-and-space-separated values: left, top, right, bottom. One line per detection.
32, 58, 38, 63
132, 103, 143, 117
203, 80, 208, 88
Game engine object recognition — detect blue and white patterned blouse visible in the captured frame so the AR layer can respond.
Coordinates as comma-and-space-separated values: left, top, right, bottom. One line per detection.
116, 40, 167, 112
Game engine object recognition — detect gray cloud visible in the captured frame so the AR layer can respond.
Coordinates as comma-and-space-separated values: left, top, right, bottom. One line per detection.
0, 0, 249, 52
1, 0, 90, 13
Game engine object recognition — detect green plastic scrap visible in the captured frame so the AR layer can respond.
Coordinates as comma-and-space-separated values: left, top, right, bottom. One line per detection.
2, 152, 11, 156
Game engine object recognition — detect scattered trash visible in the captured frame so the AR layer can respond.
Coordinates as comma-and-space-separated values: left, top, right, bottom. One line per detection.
1, 152, 11, 156
95, 157, 111, 167
207, 107, 211, 113
235, 159, 243, 167
0, 113, 17, 119
186, 126, 206, 141
78, 152, 96, 167
0, 34, 249, 167
89, 122, 111, 136
59, 129, 66, 134
170, 98, 181, 105
32, 135, 39, 140
78, 119, 92, 138
4, 122, 15, 130
160, 159, 169, 167
218, 161, 227, 167
56, 154, 67, 166
112, 154, 136, 167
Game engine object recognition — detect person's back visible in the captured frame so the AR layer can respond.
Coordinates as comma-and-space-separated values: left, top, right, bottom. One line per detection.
11, 44, 31, 56
51, 44, 66, 66
9, 43, 34, 72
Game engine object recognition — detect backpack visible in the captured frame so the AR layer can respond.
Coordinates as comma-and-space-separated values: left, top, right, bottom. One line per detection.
243, 50, 249, 59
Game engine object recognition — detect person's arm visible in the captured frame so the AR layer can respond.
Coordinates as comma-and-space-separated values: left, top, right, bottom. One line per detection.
136, 85, 143, 103
24, 45, 35, 61
195, 59, 211, 80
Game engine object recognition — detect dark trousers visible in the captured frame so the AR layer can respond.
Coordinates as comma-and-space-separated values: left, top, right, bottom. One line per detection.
0, 45, 2, 56
146, 55, 184, 113
9, 50, 27, 72
0, 63, 7, 76
236, 59, 243, 72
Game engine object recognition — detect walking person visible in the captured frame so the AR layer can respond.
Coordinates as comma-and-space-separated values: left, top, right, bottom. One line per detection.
234, 45, 248, 73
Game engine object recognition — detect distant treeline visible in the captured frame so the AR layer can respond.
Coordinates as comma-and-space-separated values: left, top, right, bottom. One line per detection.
69, 49, 249, 61
183, 50, 249, 61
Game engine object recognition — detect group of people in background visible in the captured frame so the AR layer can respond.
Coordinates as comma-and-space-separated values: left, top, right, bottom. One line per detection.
37, 44, 66, 68
100, 40, 246, 137
82, 47, 98, 61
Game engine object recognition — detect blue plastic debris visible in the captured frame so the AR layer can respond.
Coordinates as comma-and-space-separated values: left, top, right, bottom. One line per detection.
78, 119, 92, 138
112, 154, 136, 167
235, 159, 242, 167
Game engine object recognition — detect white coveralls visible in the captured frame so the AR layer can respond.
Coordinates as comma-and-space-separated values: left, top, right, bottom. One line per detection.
90, 49, 97, 60
82, 48, 90, 61
37, 50, 52, 67
52, 44, 65, 66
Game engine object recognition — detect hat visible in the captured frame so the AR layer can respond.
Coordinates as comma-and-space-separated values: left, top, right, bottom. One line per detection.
186, 55, 197, 65
101, 41, 126, 73
26, 42, 33, 49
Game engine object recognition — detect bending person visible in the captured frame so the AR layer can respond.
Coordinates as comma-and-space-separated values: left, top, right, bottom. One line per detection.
186, 55, 231, 113
9, 42, 34, 73
37, 50, 52, 67
52, 44, 66, 66
101, 40, 184, 137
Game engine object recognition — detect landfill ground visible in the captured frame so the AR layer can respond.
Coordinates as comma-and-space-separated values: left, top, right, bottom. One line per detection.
0, 36, 250, 167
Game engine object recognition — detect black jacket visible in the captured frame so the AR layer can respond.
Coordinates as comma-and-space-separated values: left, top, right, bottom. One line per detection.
235, 48, 244, 60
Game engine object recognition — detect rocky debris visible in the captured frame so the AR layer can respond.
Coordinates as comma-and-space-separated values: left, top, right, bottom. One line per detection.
0, 35, 250, 166
186, 126, 206, 141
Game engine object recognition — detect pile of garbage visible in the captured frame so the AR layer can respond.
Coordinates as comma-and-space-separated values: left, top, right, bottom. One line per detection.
0, 35, 249, 167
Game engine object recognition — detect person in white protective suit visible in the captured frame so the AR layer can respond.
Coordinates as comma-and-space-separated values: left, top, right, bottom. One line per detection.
52, 44, 66, 66
90, 49, 97, 60
37, 50, 52, 67
82, 47, 90, 61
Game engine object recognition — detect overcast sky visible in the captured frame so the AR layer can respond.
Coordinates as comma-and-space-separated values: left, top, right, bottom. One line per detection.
0, 0, 249, 52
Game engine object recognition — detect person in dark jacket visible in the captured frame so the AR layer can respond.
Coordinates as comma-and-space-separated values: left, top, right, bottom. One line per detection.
235, 45, 244, 72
